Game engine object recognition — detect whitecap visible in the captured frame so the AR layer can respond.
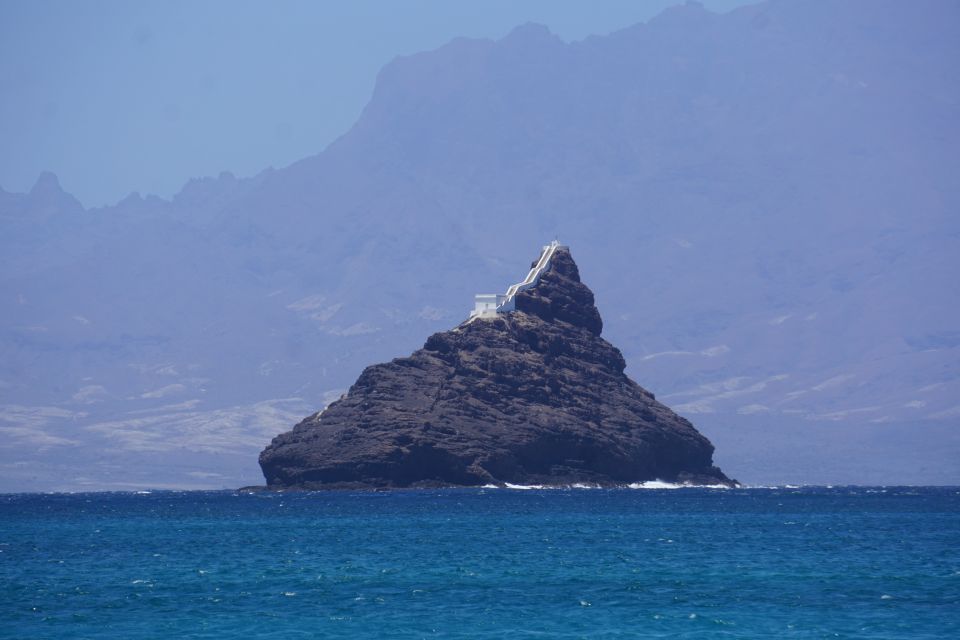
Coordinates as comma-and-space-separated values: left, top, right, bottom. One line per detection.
504, 483, 545, 490
628, 480, 683, 489
628, 480, 731, 490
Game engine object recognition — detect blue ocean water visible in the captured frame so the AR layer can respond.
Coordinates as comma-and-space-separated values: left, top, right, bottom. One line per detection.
1, 487, 958, 639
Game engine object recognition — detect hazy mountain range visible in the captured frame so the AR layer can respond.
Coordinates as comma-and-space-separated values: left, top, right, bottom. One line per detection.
2, 0, 957, 491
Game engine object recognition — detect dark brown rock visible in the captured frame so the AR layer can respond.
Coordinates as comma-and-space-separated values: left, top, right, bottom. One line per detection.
258, 247, 735, 489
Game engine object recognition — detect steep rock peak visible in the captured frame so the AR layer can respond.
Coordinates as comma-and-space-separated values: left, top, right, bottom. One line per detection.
258, 242, 733, 489
648, 0, 717, 29
514, 247, 604, 336
501, 22, 563, 47
27, 171, 84, 215
30, 171, 65, 196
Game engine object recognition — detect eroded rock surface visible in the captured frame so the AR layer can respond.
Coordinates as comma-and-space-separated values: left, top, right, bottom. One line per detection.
259, 248, 734, 489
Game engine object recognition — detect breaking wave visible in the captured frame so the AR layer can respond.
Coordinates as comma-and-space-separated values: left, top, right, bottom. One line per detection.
480, 480, 733, 490
627, 480, 732, 490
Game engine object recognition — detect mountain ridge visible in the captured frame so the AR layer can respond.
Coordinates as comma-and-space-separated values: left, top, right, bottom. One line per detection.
1, 0, 957, 490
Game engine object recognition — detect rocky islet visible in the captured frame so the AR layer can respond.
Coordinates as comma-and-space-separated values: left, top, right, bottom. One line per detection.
258, 246, 734, 489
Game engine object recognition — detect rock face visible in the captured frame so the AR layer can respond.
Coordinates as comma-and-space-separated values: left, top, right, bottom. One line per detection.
259, 248, 734, 489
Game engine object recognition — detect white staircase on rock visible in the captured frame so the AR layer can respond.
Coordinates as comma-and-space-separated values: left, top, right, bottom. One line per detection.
469, 240, 563, 321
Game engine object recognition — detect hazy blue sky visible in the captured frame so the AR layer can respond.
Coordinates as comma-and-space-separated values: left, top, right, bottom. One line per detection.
1, 0, 753, 207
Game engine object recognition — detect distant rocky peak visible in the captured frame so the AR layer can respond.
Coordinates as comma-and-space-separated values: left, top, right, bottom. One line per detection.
501, 22, 563, 46
642, 0, 717, 30
659, 0, 709, 17
514, 247, 604, 336
26, 171, 84, 216
30, 171, 65, 196
173, 171, 238, 205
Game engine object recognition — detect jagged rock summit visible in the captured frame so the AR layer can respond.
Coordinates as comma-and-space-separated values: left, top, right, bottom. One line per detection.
258, 245, 734, 489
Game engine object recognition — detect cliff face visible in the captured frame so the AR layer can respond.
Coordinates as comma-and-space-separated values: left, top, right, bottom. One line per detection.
259, 248, 734, 488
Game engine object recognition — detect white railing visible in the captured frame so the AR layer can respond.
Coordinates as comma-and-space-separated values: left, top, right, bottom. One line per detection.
497, 240, 561, 313
465, 240, 562, 324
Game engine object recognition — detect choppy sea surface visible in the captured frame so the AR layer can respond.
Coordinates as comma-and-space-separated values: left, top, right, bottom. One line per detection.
2, 486, 958, 639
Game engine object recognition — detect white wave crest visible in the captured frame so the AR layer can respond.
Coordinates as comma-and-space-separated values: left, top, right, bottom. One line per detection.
480, 480, 734, 490
627, 480, 731, 490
